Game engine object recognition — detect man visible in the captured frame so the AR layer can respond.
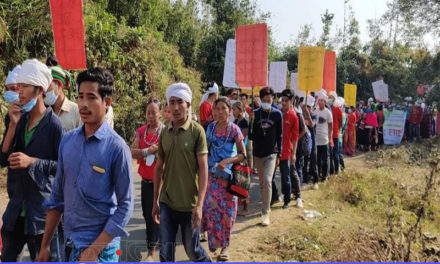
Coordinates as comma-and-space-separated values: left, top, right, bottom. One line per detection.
408, 100, 423, 142
312, 93, 333, 188
44, 65, 81, 131
328, 91, 342, 175
278, 89, 302, 209
302, 95, 318, 187
199, 82, 218, 130
240, 93, 252, 117
152, 83, 211, 262
0, 59, 64, 261
249, 87, 282, 226
38, 68, 134, 262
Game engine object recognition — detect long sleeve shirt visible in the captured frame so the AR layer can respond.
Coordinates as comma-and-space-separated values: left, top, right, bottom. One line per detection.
0, 108, 64, 235
249, 107, 283, 158
45, 121, 133, 248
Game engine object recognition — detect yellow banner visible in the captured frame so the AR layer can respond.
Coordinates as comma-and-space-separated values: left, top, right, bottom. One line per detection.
298, 46, 325, 92
344, 84, 357, 107
240, 86, 263, 97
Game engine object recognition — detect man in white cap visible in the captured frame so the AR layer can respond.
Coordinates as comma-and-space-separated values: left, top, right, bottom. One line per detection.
199, 82, 218, 130
311, 92, 333, 189
0, 59, 64, 261
152, 83, 211, 262
328, 91, 342, 175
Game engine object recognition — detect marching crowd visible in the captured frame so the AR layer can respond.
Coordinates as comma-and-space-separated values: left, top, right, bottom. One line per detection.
0, 58, 439, 262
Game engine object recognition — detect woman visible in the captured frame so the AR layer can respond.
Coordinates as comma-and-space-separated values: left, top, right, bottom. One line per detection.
163, 102, 172, 125
203, 97, 246, 261
232, 101, 249, 216
364, 108, 378, 151
344, 106, 357, 156
131, 99, 164, 262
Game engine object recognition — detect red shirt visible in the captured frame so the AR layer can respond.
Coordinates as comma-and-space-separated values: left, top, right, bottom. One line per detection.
136, 124, 160, 180
280, 109, 299, 161
331, 106, 343, 139
199, 101, 213, 123
377, 111, 384, 126
246, 105, 252, 115
409, 105, 423, 124
347, 112, 357, 131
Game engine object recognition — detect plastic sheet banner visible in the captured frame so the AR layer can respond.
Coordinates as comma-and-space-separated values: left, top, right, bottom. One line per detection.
268, 61, 288, 93
298, 46, 325, 92
323, 51, 336, 93
383, 110, 406, 145
222, 39, 239, 88
344, 84, 357, 107
372, 80, 389, 102
290, 73, 305, 98
235, 23, 268, 88
50, 0, 86, 70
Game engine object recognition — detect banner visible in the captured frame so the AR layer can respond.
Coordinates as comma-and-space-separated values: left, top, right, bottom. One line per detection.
383, 110, 406, 145
344, 84, 357, 107
298, 46, 325, 92
222, 39, 239, 88
235, 23, 268, 88
323, 51, 336, 93
49, 0, 86, 69
290, 73, 305, 98
268, 61, 288, 93
241, 86, 263, 97
372, 80, 389, 102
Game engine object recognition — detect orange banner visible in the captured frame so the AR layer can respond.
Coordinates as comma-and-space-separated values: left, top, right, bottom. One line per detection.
50, 0, 86, 70
235, 23, 268, 88
323, 51, 336, 93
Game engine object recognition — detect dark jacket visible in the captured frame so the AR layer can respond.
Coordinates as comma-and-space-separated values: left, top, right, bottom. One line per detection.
0, 107, 64, 235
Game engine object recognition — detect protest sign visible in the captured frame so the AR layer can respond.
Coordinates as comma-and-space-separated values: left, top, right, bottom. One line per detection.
241, 86, 263, 97
298, 46, 325, 92
50, 0, 86, 69
235, 23, 268, 87
344, 84, 357, 107
372, 80, 389, 102
222, 39, 239, 88
268, 61, 288, 93
323, 51, 336, 93
383, 110, 406, 145
290, 73, 305, 98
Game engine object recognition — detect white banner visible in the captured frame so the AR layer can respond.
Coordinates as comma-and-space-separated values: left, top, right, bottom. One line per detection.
222, 39, 239, 88
268, 61, 287, 93
383, 110, 406, 145
372, 80, 389, 102
290, 73, 305, 98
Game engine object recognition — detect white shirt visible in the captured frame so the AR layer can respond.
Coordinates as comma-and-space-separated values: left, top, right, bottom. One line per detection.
58, 97, 82, 132
312, 107, 333, 146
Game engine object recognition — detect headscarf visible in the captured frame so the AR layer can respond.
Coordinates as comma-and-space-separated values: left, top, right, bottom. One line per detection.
329, 91, 338, 99
166, 82, 192, 104
16, 59, 52, 92
51, 65, 72, 89
199, 82, 218, 106
317, 92, 328, 101
5, 65, 22, 85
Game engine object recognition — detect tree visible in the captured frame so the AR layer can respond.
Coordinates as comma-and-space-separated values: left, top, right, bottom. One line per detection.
317, 9, 334, 49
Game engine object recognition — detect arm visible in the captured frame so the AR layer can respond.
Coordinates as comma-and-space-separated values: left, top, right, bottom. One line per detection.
328, 122, 333, 144
275, 112, 283, 156
241, 128, 248, 139
1, 103, 21, 155
217, 141, 246, 170
152, 156, 164, 224
37, 210, 62, 262
192, 153, 208, 230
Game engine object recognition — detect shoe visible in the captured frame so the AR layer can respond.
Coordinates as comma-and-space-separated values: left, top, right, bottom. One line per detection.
313, 183, 319, 190
270, 196, 281, 206
200, 232, 207, 242
261, 214, 270, 226
296, 198, 303, 208
282, 202, 290, 209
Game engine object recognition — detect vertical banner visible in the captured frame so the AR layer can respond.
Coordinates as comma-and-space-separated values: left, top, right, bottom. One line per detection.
290, 73, 305, 98
235, 23, 268, 88
50, 0, 86, 70
344, 84, 357, 107
323, 51, 336, 93
268, 61, 288, 93
372, 80, 389, 102
383, 110, 407, 145
298, 46, 325, 92
222, 39, 239, 88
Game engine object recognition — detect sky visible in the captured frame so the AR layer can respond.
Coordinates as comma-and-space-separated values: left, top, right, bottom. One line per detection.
256, 0, 390, 47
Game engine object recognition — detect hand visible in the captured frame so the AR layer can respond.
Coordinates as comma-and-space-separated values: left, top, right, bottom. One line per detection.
217, 160, 228, 171
8, 152, 36, 169
36, 246, 51, 262
191, 205, 202, 230
152, 201, 160, 224
148, 144, 158, 154
276, 157, 280, 167
329, 139, 334, 148
78, 247, 99, 262
290, 154, 296, 165
8, 102, 22, 125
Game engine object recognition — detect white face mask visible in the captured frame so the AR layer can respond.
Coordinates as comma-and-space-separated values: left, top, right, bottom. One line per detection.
44, 90, 58, 106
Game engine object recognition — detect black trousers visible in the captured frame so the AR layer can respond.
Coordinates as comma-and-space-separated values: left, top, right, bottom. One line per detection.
141, 180, 159, 252
317, 145, 329, 181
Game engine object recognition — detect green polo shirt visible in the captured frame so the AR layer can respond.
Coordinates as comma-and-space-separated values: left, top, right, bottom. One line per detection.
157, 118, 208, 212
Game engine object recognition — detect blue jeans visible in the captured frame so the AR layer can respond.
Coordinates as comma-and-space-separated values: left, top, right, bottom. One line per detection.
159, 202, 211, 262
317, 145, 329, 181
279, 160, 301, 203
65, 239, 120, 262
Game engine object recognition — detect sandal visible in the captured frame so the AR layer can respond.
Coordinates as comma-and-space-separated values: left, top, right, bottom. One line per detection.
218, 247, 230, 261
200, 232, 207, 242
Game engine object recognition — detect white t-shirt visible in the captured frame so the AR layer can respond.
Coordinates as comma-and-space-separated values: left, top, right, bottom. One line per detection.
312, 107, 333, 146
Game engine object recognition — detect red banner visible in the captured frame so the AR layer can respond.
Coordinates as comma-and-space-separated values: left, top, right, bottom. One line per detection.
235, 23, 268, 88
50, 0, 86, 70
323, 51, 336, 93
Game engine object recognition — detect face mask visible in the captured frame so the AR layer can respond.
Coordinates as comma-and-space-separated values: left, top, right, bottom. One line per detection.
348, 109, 353, 114
327, 99, 333, 105
44, 90, 58, 106
3, 91, 19, 104
21, 97, 37, 112
261, 103, 271, 110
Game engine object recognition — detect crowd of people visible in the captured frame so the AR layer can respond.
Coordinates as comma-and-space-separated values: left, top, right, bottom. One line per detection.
0, 57, 439, 262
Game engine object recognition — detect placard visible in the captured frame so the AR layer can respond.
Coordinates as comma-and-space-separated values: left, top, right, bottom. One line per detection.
383, 110, 406, 145
372, 80, 389, 102
268, 61, 288, 93
344, 84, 357, 107
290, 73, 305, 98
323, 51, 336, 93
222, 39, 239, 88
298, 46, 325, 92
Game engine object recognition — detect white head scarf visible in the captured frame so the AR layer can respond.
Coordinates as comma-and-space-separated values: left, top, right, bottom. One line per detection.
317, 92, 328, 101
15, 59, 52, 92
306, 95, 315, 107
5, 65, 22, 85
199, 82, 218, 106
166, 82, 192, 104
329, 91, 338, 99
